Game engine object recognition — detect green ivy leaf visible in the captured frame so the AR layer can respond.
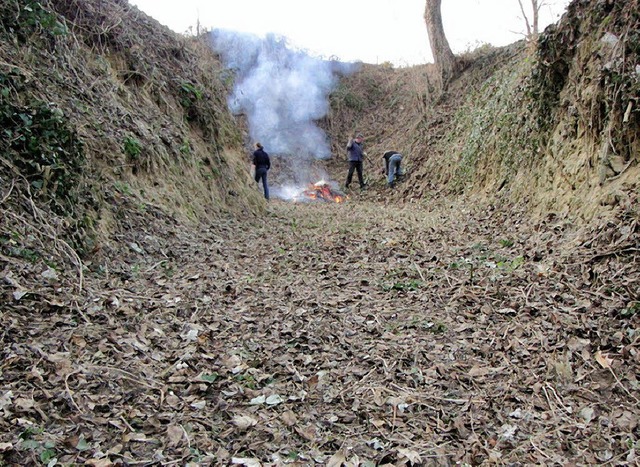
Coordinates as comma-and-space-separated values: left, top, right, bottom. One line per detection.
199, 372, 219, 383
76, 436, 90, 451
40, 448, 56, 463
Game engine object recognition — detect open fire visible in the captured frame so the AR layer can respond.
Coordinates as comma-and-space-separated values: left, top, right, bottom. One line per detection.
299, 180, 346, 203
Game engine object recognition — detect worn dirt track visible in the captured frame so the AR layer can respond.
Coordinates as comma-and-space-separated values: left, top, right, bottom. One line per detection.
2, 194, 639, 466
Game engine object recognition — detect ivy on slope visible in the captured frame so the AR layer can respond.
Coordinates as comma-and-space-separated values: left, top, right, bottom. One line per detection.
445, 54, 543, 193
0, 70, 85, 216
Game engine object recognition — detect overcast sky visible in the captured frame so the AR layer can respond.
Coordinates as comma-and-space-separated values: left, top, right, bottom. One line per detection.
129, 0, 571, 66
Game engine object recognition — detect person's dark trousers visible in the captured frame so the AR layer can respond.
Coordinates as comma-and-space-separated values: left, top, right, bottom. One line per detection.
255, 167, 269, 199
345, 161, 365, 188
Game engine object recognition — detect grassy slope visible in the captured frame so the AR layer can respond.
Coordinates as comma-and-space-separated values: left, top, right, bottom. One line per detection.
1, 0, 262, 252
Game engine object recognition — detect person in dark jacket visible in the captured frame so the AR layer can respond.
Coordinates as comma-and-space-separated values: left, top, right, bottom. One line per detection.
383, 150, 403, 188
252, 142, 271, 200
345, 133, 367, 190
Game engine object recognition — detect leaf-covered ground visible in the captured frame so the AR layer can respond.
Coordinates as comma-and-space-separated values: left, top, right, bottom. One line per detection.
1, 194, 639, 466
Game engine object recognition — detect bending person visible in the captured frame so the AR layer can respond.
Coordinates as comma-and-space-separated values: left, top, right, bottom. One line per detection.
383, 150, 403, 188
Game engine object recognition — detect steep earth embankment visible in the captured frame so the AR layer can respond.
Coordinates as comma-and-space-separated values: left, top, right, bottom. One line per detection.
1, 0, 267, 337
399, 0, 639, 223
1, 0, 259, 254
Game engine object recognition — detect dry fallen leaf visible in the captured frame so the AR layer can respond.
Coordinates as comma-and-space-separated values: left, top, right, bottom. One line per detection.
85, 459, 114, 467
265, 394, 284, 405
231, 457, 261, 467
326, 448, 348, 467
166, 425, 184, 446
190, 400, 206, 409
595, 350, 613, 369
249, 395, 266, 405
468, 365, 491, 377
294, 425, 316, 441
580, 407, 595, 423
371, 418, 386, 428
281, 410, 297, 426
12, 290, 28, 301
13, 397, 35, 412
232, 414, 258, 430
397, 447, 422, 464
306, 374, 319, 389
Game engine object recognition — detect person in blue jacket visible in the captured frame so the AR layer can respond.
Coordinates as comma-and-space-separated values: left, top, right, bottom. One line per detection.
252, 142, 271, 200
345, 133, 367, 190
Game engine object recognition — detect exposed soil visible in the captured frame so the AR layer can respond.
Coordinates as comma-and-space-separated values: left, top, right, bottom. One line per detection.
2, 192, 638, 466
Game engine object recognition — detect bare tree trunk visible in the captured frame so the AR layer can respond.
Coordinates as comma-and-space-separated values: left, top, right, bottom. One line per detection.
424, 0, 458, 88
517, 0, 533, 37
517, 0, 545, 40
532, 0, 540, 36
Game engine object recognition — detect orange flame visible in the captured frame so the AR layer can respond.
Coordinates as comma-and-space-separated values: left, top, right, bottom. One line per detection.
301, 181, 346, 203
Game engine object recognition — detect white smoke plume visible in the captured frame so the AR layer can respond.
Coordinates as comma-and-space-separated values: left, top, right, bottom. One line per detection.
210, 29, 358, 160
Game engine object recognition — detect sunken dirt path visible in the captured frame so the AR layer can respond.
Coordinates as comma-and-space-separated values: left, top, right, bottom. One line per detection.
2, 198, 639, 466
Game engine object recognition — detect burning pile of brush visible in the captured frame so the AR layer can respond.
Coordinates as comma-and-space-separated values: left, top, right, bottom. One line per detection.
298, 180, 346, 203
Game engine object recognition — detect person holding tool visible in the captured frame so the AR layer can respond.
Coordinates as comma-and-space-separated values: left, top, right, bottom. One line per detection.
345, 133, 367, 190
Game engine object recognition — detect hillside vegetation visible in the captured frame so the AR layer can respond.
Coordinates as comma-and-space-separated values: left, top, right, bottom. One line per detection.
414, 1, 639, 222
1, 0, 259, 253
1, 0, 639, 465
